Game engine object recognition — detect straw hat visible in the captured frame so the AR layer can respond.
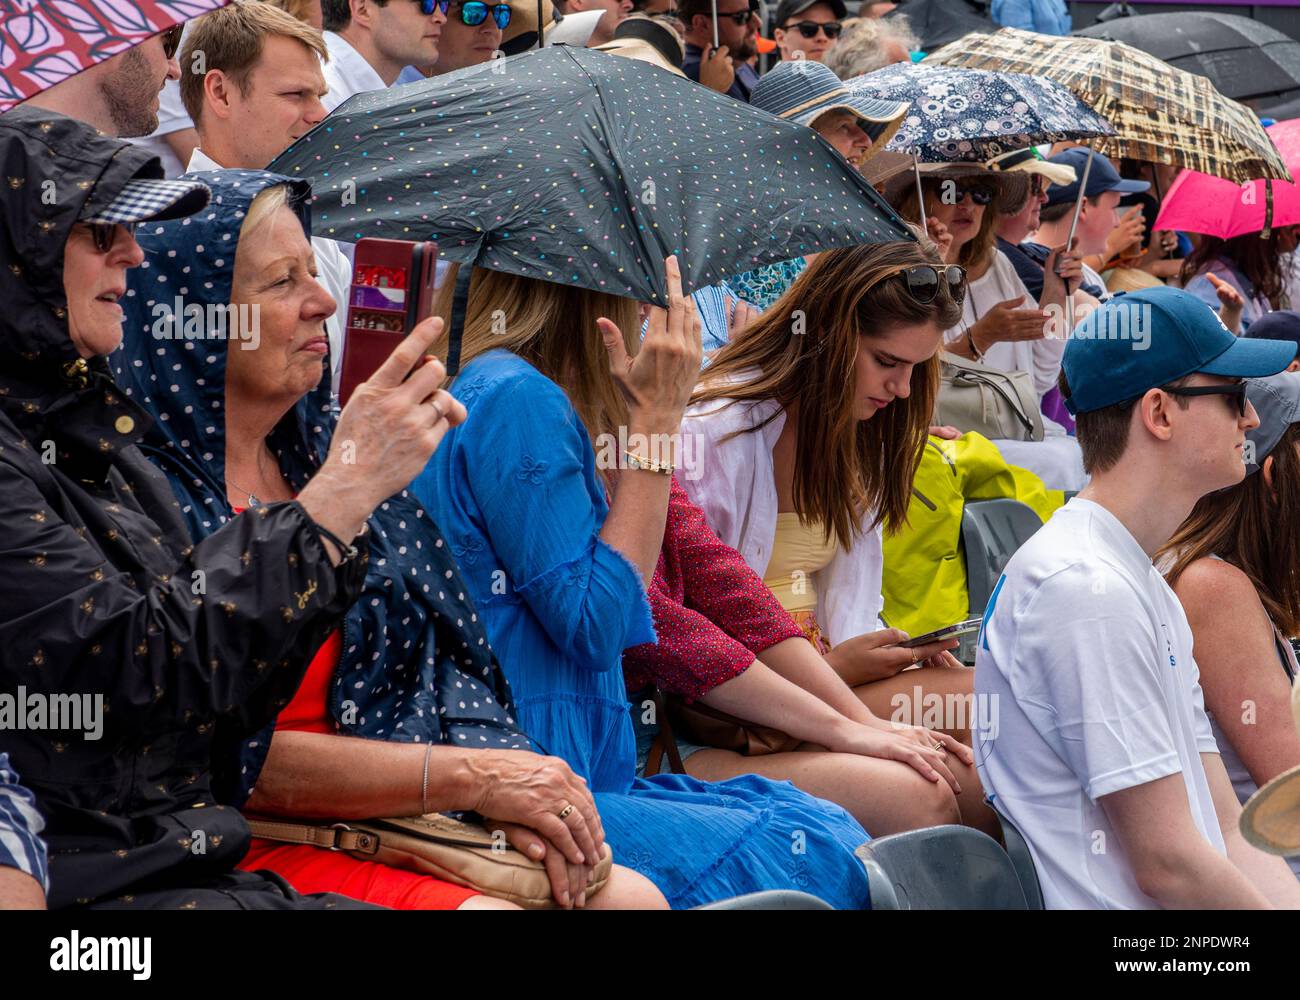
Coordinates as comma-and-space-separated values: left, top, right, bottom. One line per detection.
1240, 676, 1300, 856
591, 14, 685, 77
501, 0, 604, 55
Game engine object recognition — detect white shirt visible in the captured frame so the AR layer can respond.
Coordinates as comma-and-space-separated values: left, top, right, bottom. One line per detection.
680, 386, 885, 646
947, 250, 1066, 400
975, 498, 1224, 909
186, 148, 352, 395
321, 31, 388, 113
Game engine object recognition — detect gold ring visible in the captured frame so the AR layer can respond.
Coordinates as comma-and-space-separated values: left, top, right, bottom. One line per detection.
932, 741, 944, 751
910, 649, 919, 665
557, 804, 575, 820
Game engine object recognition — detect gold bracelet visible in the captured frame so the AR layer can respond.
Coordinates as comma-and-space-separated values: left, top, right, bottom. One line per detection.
420, 742, 433, 816
967, 329, 985, 363
623, 450, 674, 476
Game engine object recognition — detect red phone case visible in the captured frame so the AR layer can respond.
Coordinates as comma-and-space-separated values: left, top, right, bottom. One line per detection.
338, 238, 439, 406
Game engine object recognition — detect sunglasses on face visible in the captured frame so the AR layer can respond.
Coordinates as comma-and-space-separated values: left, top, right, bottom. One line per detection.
953, 184, 994, 206
1028, 175, 1046, 197
161, 23, 184, 59
457, 1, 511, 26
1163, 381, 1250, 418
785, 19, 842, 38
82, 222, 137, 254
414, 0, 451, 15
715, 10, 752, 24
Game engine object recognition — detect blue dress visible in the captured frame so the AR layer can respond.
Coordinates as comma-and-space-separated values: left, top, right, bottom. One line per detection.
412, 350, 873, 909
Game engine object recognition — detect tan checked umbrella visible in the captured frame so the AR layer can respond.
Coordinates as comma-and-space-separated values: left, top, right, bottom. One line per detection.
928, 27, 1291, 183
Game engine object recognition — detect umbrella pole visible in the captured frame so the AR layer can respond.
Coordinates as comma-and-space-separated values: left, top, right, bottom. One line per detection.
711, 0, 719, 50
537, 0, 544, 49
1064, 141, 1095, 335
913, 151, 927, 234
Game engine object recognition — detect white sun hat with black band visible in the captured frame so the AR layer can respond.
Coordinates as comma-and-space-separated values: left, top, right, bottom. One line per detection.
982, 146, 1077, 188
80, 176, 210, 226
751, 60, 908, 163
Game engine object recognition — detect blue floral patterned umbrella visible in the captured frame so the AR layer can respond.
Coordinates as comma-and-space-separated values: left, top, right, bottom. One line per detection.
268, 44, 913, 306
848, 62, 1115, 162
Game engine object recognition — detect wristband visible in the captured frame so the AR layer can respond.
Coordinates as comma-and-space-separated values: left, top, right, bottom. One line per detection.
310, 518, 361, 564
966, 329, 985, 363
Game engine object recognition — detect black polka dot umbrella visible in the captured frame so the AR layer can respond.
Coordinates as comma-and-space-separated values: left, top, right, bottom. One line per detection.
268, 44, 913, 306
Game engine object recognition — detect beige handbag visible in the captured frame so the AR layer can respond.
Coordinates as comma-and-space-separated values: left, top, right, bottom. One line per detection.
246, 813, 613, 909
936, 351, 1044, 442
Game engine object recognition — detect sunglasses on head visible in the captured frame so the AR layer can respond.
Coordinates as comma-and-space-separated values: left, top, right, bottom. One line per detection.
414, 0, 451, 14
785, 19, 842, 38
881, 264, 967, 304
457, 1, 511, 26
1163, 381, 1249, 418
82, 221, 137, 254
161, 23, 184, 59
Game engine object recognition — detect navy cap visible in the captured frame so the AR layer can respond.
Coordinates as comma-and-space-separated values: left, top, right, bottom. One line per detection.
1062, 287, 1296, 415
1245, 309, 1300, 354
1044, 147, 1149, 208
1244, 372, 1300, 473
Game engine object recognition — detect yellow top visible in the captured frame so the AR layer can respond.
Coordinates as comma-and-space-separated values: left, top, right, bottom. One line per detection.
763, 513, 838, 615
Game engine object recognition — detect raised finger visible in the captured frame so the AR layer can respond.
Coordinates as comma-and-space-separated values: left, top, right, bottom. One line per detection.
369, 316, 445, 388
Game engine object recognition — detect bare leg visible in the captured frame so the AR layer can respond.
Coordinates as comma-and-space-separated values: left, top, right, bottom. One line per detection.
684, 747, 960, 836
853, 666, 977, 745
584, 863, 669, 910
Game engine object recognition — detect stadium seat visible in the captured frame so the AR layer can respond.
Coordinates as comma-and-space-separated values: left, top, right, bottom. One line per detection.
961, 498, 1045, 616
986, 796, 1045, 910
854, 826, 1031, 909
696, 891, 836, 910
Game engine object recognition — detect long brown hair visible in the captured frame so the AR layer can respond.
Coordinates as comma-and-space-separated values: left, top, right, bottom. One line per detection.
1181, 232, 1292, 310
1160, 423, 1300, 636
432, 266, 641, 451
692, 239, 961, 549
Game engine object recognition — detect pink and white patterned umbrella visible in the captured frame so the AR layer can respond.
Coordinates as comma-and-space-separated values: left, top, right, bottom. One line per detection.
0, 0, 231, 113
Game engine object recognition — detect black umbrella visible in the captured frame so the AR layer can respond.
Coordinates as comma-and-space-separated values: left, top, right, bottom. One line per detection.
886, 0, 994, 53
1076, 12, 1300, 109
268, 45, 912, 308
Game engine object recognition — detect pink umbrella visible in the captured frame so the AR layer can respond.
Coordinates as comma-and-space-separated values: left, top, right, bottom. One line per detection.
1154, 119, 1300, 238
0, 0, 231, 113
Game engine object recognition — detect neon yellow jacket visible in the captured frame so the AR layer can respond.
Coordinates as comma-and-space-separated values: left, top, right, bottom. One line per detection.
881, 433, 1065, 636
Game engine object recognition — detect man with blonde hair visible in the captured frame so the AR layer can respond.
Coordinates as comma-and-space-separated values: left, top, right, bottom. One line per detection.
181, 0, 352, 393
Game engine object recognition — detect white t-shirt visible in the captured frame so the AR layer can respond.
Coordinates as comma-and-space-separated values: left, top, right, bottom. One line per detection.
974, 498, 1225, 909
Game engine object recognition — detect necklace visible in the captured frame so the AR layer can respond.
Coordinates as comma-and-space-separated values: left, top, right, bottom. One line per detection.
225, 475, 260, 508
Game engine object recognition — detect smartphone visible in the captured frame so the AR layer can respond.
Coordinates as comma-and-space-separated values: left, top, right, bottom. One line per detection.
338, 238, 440, 407
898, 617, 983, 648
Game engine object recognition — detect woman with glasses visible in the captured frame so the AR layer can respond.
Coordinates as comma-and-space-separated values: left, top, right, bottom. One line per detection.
888, 164, 1088, 489
679, 243, 1001, 825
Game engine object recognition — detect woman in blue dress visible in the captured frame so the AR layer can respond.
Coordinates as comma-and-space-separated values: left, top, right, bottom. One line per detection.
412, 256, 873, 909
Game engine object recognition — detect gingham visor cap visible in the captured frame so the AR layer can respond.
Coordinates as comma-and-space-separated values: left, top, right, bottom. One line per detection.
80, 177, 210, 226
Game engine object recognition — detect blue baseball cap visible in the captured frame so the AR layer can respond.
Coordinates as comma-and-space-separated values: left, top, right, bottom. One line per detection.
1062, 287, 1297, 415
1044, 147, 1149, 208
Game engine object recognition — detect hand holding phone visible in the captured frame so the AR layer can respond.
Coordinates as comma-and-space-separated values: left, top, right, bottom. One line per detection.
897, 617, 983, 648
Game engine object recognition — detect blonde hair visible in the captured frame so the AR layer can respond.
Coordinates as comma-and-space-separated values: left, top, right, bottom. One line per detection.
823, 15, 919, 79
433, 267, 642, 452
180, 0, 329, 125
240, 183, 293, 241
